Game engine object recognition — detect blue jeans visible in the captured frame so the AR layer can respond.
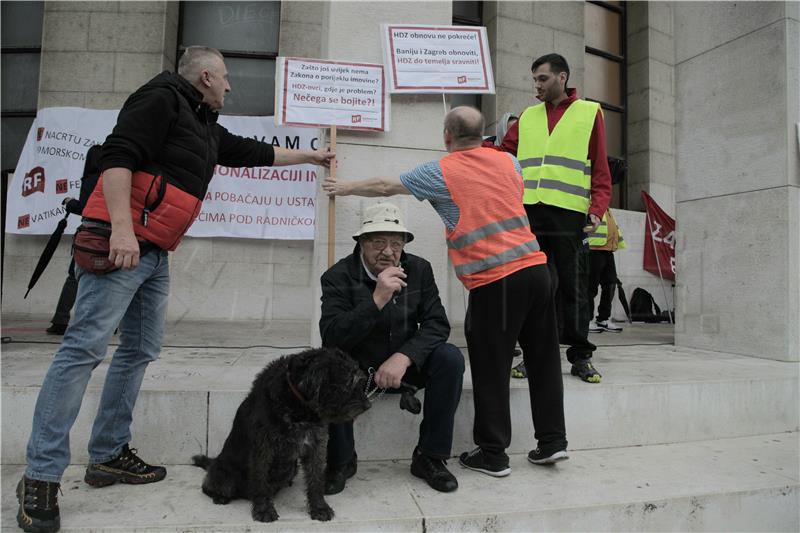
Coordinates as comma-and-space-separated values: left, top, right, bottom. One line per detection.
25, 250, 169, 483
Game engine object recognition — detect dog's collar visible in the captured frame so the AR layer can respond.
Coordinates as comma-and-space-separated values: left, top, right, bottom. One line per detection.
286, 372, 308, 404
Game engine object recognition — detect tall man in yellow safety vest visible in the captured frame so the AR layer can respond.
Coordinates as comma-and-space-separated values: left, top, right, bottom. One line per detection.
497, 53, 612, 384
588, 209, 626, 333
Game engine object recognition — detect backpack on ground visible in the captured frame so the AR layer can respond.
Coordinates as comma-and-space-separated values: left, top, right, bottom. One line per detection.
630, 288, 667, 323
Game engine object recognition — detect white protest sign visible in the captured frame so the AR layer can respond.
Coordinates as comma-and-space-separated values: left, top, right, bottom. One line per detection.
381, 24, 495, 94
275, 57, 389, 131
5, 107, 320, 240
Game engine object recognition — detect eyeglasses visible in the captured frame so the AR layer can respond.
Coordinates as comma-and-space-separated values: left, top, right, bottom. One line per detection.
366, 238, 405, 252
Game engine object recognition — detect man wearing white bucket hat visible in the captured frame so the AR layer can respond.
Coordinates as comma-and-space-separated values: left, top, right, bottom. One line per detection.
324, 106, 568, 479
319, 202, 465, 495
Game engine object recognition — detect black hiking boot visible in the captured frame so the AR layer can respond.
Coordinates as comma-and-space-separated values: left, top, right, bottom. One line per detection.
84, 444, 166, 487
16, 476, 60, 533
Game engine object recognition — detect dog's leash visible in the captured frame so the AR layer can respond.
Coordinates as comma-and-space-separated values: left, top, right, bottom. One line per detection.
364, 367, 387, 402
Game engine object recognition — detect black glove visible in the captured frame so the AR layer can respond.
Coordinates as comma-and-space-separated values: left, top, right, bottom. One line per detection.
398, 382, 421, 414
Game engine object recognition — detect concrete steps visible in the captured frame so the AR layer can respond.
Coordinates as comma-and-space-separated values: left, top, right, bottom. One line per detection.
2, 335, 797, 465
2, 433, 797, 531
2, 318, 798, 530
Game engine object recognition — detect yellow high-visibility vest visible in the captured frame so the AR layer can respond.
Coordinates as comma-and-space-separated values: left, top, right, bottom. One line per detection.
588, 210, 627, 250
517, 100, 599, 213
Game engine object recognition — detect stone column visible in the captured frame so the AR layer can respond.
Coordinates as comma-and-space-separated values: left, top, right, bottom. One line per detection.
626, 1, 676, 213
674, 2, 799, 361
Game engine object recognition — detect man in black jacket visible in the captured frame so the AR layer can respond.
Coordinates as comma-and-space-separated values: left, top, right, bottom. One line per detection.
320, 202, 464, 495
17, 46, 334, 533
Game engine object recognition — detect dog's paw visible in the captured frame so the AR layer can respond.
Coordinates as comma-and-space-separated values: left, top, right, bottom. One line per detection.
252, 503, 279, 523
309, 503, 334, 522
212, 495, 231, 505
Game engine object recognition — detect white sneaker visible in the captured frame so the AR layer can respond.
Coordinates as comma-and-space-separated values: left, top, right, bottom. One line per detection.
597, 319, 623, 332
588, 320, 602, 333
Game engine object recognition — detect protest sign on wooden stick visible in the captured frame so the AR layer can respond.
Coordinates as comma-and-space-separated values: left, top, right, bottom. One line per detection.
275, 57, 389, 266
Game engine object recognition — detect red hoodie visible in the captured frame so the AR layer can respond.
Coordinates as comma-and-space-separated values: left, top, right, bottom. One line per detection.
495, 88, 611, 218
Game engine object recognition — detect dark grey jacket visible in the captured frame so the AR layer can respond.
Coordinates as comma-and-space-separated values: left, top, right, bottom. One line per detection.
319, 244, 450, 373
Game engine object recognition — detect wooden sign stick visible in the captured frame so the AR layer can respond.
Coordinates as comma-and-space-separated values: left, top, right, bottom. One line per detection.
327, 125, 337, 268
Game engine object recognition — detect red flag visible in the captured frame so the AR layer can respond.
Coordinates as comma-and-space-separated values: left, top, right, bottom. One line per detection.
641, 191, 675, 281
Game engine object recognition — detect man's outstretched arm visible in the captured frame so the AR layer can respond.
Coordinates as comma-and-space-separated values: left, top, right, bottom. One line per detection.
274, 146, 335, 167
322, 176, 411, 197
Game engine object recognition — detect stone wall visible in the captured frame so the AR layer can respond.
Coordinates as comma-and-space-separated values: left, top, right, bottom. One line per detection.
673, 2, 799, 361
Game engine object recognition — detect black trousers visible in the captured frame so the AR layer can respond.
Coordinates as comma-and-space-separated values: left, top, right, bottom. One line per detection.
525, 203, 596, 363
589, 250, 617, 322
465, 264, 567, 456
327, 342, 464, 466
50, 259, 78, 326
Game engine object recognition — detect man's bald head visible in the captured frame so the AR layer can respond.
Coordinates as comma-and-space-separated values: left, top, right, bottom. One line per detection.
444, 106, 485, 151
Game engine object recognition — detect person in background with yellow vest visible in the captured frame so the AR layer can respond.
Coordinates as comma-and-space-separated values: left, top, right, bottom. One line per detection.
588, 209, 626, 333
495, 53, 612, 384
323, 106, 568, 478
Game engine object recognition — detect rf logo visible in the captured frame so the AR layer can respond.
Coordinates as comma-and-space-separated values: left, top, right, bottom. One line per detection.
56, 179, 69, 194
22, 166, 46, 197
351, 114, 362, 124
37, 127, 45, 141
18, 214, 31, 229
457, 75, 467, 84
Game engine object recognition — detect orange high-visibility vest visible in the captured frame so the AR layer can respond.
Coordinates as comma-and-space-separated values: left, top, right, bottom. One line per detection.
440, 147, 547, 290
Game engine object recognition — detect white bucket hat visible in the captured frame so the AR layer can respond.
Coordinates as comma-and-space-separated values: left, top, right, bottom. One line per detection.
352, 202, 414, 242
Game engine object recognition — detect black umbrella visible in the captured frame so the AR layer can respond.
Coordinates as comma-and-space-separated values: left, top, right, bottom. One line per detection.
24, 212, 69, 299
616, 278, 632, 323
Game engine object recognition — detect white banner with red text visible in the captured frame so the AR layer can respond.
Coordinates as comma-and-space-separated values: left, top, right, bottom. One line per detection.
5, 107, 321, 240
275, 57, 389, 131
381, 24, 495, 94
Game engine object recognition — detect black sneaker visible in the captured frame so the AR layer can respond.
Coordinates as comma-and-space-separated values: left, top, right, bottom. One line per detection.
45, 324, 67, 335
571, 360, 602, 383
84, 445, 166, 487
16, 476, 60, 533
458, 447, 511, 477
324, 453, 357, 495
528, 447, 569, 465
510, 361, 527, 379
410, 448, 458, 492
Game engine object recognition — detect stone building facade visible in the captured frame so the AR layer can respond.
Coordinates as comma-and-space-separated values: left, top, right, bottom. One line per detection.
1, 1, 797, 362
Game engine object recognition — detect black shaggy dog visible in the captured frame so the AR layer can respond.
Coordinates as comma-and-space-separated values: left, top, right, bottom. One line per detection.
192, 348, 370, 522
